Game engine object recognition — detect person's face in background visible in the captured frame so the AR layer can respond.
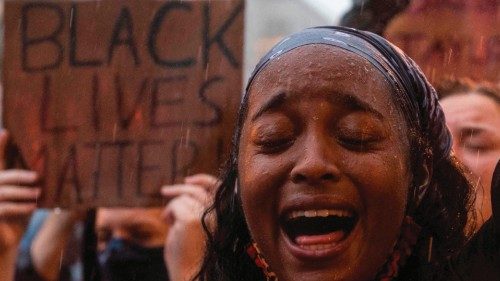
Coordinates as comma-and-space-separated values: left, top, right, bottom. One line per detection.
239, 45, 412, 281
441, 93, 500, 223
96, 208, 168, 251
95, 208, 169, 281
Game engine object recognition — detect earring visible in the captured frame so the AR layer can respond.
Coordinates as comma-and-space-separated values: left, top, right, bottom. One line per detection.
246, 242, 278, 281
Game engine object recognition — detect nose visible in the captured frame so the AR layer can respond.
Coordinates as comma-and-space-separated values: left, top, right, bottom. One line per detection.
290, 136, 341, 185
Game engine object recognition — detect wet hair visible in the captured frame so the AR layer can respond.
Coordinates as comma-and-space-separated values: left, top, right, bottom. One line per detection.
436, 78, 500, 105
196, 27, 474, 281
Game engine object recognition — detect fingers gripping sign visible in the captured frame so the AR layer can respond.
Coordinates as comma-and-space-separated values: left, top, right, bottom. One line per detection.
161, 174, 218, 281
0, 130, 40, 253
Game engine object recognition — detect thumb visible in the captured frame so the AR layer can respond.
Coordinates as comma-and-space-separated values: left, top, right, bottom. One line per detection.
0, 130, 9, 170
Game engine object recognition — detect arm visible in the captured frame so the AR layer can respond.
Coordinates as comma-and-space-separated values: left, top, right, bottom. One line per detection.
161, 174, 218, 281
0, 131, 40, 281
30, 210, 83, 281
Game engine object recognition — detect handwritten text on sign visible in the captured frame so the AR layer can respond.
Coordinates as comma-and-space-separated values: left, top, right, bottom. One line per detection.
3, 0, 244, 207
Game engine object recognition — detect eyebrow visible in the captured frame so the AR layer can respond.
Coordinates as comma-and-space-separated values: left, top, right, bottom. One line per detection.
251, 91, 289, 121
250, 90, 384, 121
333, 93, 384, 120
460, 127, 484, 139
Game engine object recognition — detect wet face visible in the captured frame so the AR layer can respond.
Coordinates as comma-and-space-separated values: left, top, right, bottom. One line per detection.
441, 93, 500, 223
238, 45, 412, 281
96, 208, 168, 251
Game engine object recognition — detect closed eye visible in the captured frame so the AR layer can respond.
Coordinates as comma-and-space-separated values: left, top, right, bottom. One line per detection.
337, 134, 382, 152
255, 137, 295, 154
251, 115, 296, 154
335, 114, 386, 152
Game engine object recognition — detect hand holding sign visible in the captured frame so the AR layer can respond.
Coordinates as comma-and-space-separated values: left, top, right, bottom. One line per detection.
162, 174, 218, 281
0, 130, 40, 261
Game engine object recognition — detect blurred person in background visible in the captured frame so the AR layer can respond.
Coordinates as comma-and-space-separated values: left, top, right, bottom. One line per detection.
94, 173, 215, 281
0, 129, 215, 281
438, 79, 500, 226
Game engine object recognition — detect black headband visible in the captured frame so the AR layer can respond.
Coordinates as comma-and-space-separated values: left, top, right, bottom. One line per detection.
245, 26, 452, 163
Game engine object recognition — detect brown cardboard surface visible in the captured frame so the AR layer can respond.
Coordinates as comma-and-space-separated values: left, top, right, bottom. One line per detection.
3, 0, 244, 207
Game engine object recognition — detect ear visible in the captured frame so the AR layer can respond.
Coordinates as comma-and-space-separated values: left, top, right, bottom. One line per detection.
413, 161, 432, 208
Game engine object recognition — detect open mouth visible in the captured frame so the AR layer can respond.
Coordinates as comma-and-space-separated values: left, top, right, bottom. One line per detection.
282, 209, 358, 252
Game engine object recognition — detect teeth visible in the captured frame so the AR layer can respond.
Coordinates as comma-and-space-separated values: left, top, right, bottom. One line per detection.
317, 210, 329, 217
299, 244, 335, 250
289, 211, 304, 218
304, 210, 317, 217
288, 209, 353, 219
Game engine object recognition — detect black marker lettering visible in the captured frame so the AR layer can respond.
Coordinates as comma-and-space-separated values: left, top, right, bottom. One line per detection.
148, 2, 195, 68
85, 141, 132, 198
115, 74, 150, 129
108, 7, 140, 66
137, 140, 164, 197
40, 75, 79, 133
55, 144, 83, 204
194, 76, 224, 127
202, 0, 243, 68
149, 75, 187, 128
21, 3, 64, 72
69, 4, 103, 67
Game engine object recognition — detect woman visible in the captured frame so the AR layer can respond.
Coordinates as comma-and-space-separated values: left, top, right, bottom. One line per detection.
438, 80, 500, 225
196, 27, 476, 281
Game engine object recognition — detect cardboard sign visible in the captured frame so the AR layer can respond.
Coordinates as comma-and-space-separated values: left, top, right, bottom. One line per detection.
385, 0, 499, 83
3, 0, 244, 207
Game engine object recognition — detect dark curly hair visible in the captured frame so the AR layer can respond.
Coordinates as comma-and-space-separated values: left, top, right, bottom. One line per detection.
195, 28, 475, 281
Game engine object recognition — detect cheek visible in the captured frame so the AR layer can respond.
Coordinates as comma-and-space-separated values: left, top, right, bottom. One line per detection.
345, 149, 410, 257
238, 152, 288, 214
238, 135, 294, 245
461, 150, 498, 180
475, 153, 498, 190
353, 156, 408, 211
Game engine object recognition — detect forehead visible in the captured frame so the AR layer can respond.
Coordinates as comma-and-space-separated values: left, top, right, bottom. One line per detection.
96, 207, 164, 228
441, 93, 500, 124
248, 45, 395, 110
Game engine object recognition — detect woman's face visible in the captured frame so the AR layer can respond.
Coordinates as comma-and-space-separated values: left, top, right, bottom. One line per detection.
238, 45, 412, 281
441, 93, 500, 223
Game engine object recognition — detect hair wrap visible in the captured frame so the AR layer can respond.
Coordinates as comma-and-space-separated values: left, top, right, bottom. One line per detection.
245, 26, 452, 163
